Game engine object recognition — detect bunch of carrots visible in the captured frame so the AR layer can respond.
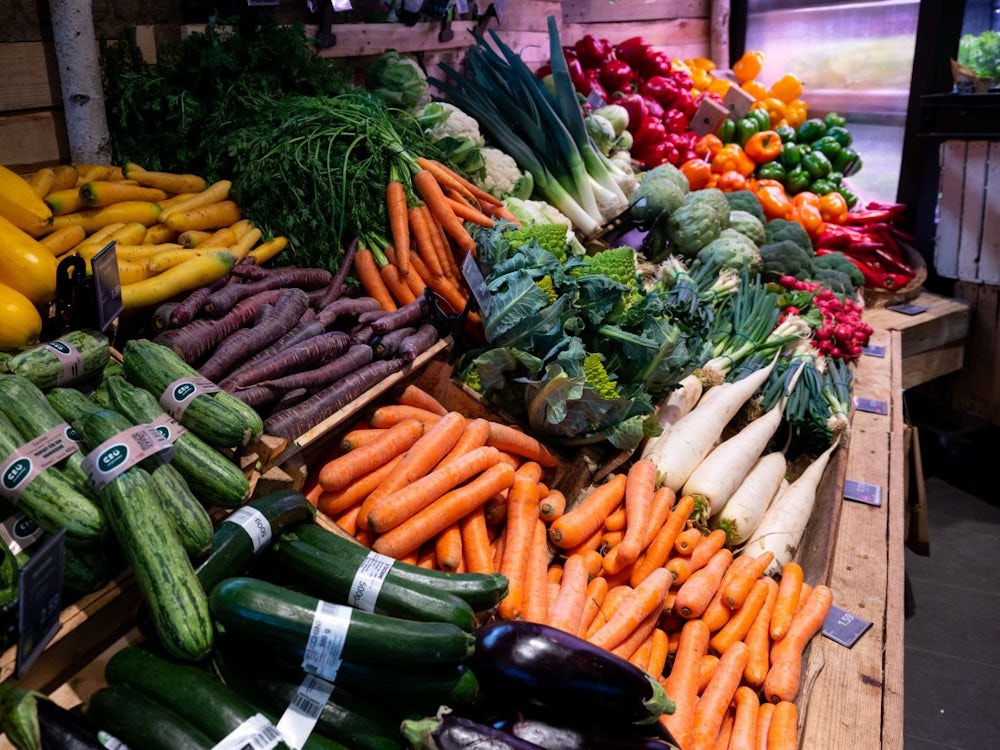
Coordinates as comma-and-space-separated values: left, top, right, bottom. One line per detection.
306, 384, 833, 750
352, 158, 520, 321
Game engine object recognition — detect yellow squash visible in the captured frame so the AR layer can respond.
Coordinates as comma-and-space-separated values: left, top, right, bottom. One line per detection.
0, 164, 53, 236
0, 214, 59, 304
0, 281, 43, 349
120, 250, 237, 309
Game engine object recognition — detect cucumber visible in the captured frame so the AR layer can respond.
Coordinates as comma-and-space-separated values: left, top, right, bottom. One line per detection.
122, 338, 264, 448
293, 523, 509, 612
5, 328, 110, 391
0, 374, 92, 494
271, 533, 476, 631
83, 685, 216, 750
73, 405, 213, 557
0, 409, 106, 546
63, 541, 119, 595
104, 375, 249, 508
209, 577, 476, 670
45, 386, 102, 426
195, 489, 314, 594
78, 408, 213, 661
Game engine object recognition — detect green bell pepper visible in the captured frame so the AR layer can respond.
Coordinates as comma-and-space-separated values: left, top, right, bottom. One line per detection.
748, 108, 771, 131
827, 171, 844, 185
795, 118, 827, 144
779, 144, 803, 170
825, 125, 853, 148
802, 151, 833, 180
756, 161, 787, 182
811, 136, 843, 161
716, 117, 736, 144
823, 112, 847, 128
785, 167, 812, 194
735, 117, 761, 146
832, 147, 862, 177
774, 124, 796, 144
834, 182, 859, 209
808, 178, 838, 196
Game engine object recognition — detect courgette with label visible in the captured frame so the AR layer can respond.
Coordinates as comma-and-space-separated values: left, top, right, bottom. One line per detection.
0, 410, 106, 546
122, 338, 263, 448
84, 684, 216, 750
104, 375, 249, 508
293, 522, 508, 612
195, 489, 314, 594
209, 577, 476, 670
5, 328, 110, 391
78, 408, 213, 661
37, 698, 120, 750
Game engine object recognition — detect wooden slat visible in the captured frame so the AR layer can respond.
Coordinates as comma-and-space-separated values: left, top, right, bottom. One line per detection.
946, 281, 998, 421
562, 0, 708, 24
957, 140, 988, 281
495, 0, 562, 31
978, 141, 1000, 285
934, 140, 966, 279
562, 19, 710, 51
900, 343, 964, 390
0, 42, 61, 111
0, 110, 69, 171
862, 290, 970, 357
307, 21, 479, 57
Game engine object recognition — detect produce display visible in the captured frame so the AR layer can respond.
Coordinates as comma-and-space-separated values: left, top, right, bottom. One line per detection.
0, 12, 911, 750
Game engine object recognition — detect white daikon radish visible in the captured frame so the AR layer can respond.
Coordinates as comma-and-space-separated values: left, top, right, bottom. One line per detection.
741, 440, 840, 577
711, 451, 788, 546
645, 353, 780, 492
640, 373, 704, 459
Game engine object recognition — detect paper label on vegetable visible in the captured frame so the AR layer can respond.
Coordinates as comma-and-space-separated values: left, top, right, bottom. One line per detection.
159, 376, 221, 421
302, 600, 351, 681
149, 412, 188, 442
348, 550, 395, 612
0, 423, 82, 503
81, 424, 175, 492
210, 713, 282, 750
43, 339, 85, 386
224, 505, 272, 554
275, 674, 335, 750
0, 512, 43, 556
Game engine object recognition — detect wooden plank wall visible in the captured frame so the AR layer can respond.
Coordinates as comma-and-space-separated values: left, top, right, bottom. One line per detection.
0, 0, 713, 169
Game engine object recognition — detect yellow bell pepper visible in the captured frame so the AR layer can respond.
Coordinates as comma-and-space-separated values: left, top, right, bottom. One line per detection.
769, 73, 804, 104
741, 79, 768, 101
732, 51, 764, 83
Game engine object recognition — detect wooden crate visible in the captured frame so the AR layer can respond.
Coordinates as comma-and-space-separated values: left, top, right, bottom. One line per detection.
939, 280, 1000, 425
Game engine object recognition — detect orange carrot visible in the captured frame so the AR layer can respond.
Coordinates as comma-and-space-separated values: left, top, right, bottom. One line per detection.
742, 576, 780, 689
354, 247, 397, 312
674, 527, 704, 555
611, 607, 662, 661
317, 454, 402, 518
317, 418, 423, 492
424, 202, 463, 282
415, 543, 437, 569
414, 169, 477, 253
483, 201, 523, 226
549, 473, 628, 550
380, 262, 417, 306
630, 494, 695, 586
402, 260, 428, 297
397, 384, 448, 416
710, 576, 770, 655
729, 685, 760, 750
335, 504, 361, 536
546, 553, 591, 634
754, 702, 775, 750
689, 641, 750, 750
579, 548, 604, 579
586, 584, 633, 639
661, 618, 711, 749
699, 587, 734, 634
674, 547, 733, 619
521, 520, 551, 624
486, 421, 558, 468
547, 563, 564, 585
667, 528, 727, 586
386, 180, 410, 276
588, 567, 673, 651
409, 205, 444, 279
576, 575, 609, 638
601, 530, 625, 549
769, 561, 804, 642
646, 627, 671, 680
794, 583, 813, 616
497, 465, 543, 620
435, 523, 464, 571
714, 708, 735, 750
458, 507, 494, 575
603, 505, 627, 532
564, 526, 604, 557
766, 701, 798, 750
369, 404, 445, 428
763, 585, 833, 704
340, 427, 388, 451
721, 551, 775, 610
413, 256, 472, 316
372, 461, 516, 559
629, 632, 656, 673
365, 445, 502, 533
538, 488, 567, 522
602, 458, 657, 576
698, 653, 720, 693
415, 157, 502, 208
642, 486, 676, 548
446, 193, 495, 228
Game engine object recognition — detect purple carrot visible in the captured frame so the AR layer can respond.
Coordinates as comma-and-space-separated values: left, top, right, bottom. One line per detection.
219, 318, 328, 390
202, 268, 333, 318
371, 295, 430, 335
313, 236, 359, 309
230, 262, 278, 280
221, 331, 351, 391
169, 276, 230, 327
229, 384, 282, 409
263, 357, 407, 439
398, 323, 441, 361
257, 343, 373, 392
269, 387, 310, 414
349, 325, 375, 345
154, 288, 287, 364
198, 288, 310, 382
372, 326, 417, 359
151, 301, 180, 332
315, 296, 383, 328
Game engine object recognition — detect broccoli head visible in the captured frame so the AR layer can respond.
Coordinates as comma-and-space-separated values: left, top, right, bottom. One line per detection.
724, 190, 767, 225
759, 239, 815, 281
814, 267, 855, 296
812, 251, 864, 294
503, 222, 570, 262
764, 218, 813, 256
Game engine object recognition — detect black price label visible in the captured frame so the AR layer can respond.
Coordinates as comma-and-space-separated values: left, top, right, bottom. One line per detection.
886, 302, 928, 316
16, 529, 66, 677
91, 241, 123, 333
822, 604, 872, 647
461, 251, 492, 316
853, 396, 888, 415
861, 344, 886, 358
843, 478, 882, 506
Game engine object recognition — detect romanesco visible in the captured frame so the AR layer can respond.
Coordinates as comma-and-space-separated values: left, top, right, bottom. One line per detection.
503, 223, 570, 262
583, 353, 620, 399
536, 275, 558, 303
571, 246, 639, 289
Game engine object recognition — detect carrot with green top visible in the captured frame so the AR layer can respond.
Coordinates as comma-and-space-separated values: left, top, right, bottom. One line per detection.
386, 180, 411, 276
415, 157, 501, 208
413, 169, 477, 254
354, 247, 397, 312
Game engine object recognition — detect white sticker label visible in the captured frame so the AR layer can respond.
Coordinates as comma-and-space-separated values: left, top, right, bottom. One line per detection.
43, 339, 85, 386
348, 551, 395, 612
302, 600, 351, 682
210, 713, 282, 750
149, 412, 188, 442
224, 506, 272, 554
81, 424, 175, 492
275, 674, 335, 750
158, 376, 221, 421
0, 513, 43, 556
98, 731, 131, 749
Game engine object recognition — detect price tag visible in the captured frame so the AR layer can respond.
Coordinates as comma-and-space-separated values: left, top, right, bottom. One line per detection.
861, 344, 886, 358
853, 396, 888, 415
16, 529, 66, 677
585, 88, 608, 109
275, 674, 336, 750
689, 97, 729, 136
722, 84, 756, 119
91, 241, 123, 333
843, 478, 882, 506
822, 604, 872, 647
461, 251, 492, 316
886, 302, 927, 316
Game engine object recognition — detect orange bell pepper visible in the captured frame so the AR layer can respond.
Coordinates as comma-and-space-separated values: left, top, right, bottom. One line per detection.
715, 170, 749, 192
753, 182, 794, 221
694, 134, 724, 160
792, 192, 824, 236
707, 77, 732, 97
768, 73, 804, 104
741, 80, 768, 101
732, 51, 764, 84
743, 130, 783, 164
711, 144, 756, 177
818, 191, 849, 224
680, 158, 713, 191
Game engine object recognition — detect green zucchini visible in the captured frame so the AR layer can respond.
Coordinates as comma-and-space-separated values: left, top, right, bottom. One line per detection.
293, 523, 508, 612
4, 328, 110, 391
0, 543, 17, 608
195, 489, 314, 594
63, 541, 119, 595
0, 410, 106, 546
0, 374, 92, 494
104, 375, 249, 508
209, 577, 475, 671
78, 408, 213, 661
271, 533, 476, 631
84, 685, 216, 750
73, 405, 213, 557
121, 338, 263, 448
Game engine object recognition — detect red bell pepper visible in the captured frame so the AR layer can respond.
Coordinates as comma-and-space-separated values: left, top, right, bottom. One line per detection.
574, 34, 615, 68
599, 60, 636, 94
614, 37, 651, 69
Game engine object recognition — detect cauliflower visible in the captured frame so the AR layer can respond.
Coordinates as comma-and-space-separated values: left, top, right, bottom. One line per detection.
478, 147, 534, 200
417, 101, 485, 147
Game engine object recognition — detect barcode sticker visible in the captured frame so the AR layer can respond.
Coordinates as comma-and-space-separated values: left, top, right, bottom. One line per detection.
302, 600, 351, 681
224, 505, 272, 554
275, 674, 335, 750
348, 550, 395, 612
210, 713, 282, 750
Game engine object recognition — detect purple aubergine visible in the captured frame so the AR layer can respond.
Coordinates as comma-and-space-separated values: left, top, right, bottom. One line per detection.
467, 620, 674, 726
496, 717, 680, 750
402, 713, 547, 750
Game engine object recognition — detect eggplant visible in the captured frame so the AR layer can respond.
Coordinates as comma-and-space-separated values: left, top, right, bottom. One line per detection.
402, 713, 547, 750
496, 717, 680, 750
467, 620, 674, 726
37, 699, 114, 750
